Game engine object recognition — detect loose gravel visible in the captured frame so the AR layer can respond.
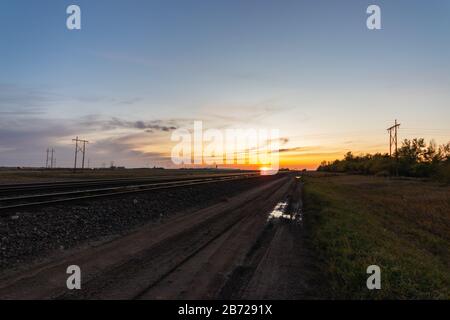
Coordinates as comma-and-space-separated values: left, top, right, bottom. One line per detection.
0, 176, 279, 271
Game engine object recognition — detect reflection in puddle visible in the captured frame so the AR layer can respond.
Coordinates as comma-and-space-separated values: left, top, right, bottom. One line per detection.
268, 201, 290, 220
268, 200, 302, 223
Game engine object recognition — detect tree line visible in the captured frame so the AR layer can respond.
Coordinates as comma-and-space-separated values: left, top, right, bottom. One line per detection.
317, 138, 450, 182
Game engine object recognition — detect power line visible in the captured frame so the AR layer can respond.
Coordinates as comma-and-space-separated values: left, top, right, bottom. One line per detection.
401, 127, 449, 132
72, 137, 89, 172
387, 120, 401, 176
50, 148, 55, 169
387, 119, 400, 157
45, 148, 49, 168
45, 147, 55, 169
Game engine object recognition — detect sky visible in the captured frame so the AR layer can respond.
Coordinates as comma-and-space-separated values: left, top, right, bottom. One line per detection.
0, 0, 449, 169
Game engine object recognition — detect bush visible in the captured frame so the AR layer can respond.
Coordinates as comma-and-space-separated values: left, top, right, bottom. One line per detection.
317, 139, 450, 181
436, 162, 450, 183
375, 170, 390, 177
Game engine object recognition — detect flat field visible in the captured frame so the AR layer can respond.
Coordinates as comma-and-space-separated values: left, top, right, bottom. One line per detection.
303, 173, 450, 299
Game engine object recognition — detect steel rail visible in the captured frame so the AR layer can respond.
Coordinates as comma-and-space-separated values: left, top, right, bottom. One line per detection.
0, 172, 257, 194
0, 174, 260, 216
0, 176, 244, 203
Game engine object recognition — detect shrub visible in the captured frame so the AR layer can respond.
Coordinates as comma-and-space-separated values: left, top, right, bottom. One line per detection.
318, 139, 450, 181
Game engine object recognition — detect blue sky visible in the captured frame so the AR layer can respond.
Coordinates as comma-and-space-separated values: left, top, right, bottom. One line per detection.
0, 0, 449, 168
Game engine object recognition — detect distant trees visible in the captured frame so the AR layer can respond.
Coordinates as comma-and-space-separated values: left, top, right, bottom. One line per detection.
318, 139, 450, 182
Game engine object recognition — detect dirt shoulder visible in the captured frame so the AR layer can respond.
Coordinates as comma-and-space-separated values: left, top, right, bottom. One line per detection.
219, 178, 319, 299
0, 176, 290, 299
1, 174, 320, 300
0, 176, 277, 273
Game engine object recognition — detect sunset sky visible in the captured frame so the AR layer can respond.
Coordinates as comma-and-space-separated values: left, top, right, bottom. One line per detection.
0, 0, 449, 169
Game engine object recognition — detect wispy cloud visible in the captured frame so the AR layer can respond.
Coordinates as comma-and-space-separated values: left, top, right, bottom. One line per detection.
0, 108, 44, 116
0, 114, 181, 167
0, 83, 56, 113
93, 51, 158, 68
0, 83, 142, 117
279, 146, 322, 153
203, 104, 291, 125
78, 116, 179, 132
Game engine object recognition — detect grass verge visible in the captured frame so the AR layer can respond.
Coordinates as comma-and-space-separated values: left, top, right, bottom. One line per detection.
303, 174, 450, 299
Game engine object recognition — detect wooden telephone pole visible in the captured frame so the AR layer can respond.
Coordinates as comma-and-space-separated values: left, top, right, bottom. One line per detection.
387, 119, 400, 157
387, 120, 401, 175
45, 148, 55, 168
72, 137, 89, 172
45, 148, 49, 168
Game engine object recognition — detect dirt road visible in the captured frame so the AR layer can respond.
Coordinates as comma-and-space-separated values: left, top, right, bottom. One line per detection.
0, 174, 313, 299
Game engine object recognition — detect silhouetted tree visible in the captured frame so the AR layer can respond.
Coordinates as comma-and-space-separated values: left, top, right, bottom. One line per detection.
317, 138, 450, 182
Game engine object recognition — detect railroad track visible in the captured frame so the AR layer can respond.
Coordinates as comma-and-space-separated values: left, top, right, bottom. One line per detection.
0, 172, 257, 195
0, 173, 260, 215
53, 175, 291, 300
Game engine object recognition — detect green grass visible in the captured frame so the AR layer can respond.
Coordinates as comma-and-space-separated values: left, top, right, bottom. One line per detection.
303, 174, 450, 299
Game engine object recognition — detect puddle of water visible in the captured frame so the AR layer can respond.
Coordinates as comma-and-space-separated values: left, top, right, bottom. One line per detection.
290, 200, 303, 223
267, 201, 290, 220
267, 200, 302, 222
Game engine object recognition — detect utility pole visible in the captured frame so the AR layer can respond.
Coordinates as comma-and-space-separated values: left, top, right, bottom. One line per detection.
72, 137, 89, 172
50, 148, 55, 169
387, 119, 400, 157
387, 119, 401, 175
82, 142, 86, 169
73, 138, 78, 172
45, 148, 49, 168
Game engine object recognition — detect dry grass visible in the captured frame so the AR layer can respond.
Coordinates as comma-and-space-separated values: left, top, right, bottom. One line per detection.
303, 174, 450, 299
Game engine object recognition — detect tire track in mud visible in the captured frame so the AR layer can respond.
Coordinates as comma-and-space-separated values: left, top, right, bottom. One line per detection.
136, 178, 294, 300
218, 178, 313, 299
59, 176, 292, 299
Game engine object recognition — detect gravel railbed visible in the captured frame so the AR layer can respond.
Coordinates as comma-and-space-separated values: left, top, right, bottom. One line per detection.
0, 176, 280, 271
